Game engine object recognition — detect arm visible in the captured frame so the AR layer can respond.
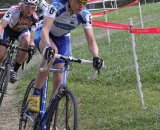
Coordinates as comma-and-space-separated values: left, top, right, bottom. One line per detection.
41, 4, 56, 47
84, 28, 103, 71
41, 16, 54, 46
80, 10, 99, 57
0, 20, 7, 36
84, 28, 99, 57
0, 7, 13, 36
40, 4, 57, 60
40, 16, 55, 60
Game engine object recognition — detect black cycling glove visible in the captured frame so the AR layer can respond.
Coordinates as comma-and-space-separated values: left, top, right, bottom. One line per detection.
43, 45, 55, 60
26, 46, 37, 64
93, 56, 103, 70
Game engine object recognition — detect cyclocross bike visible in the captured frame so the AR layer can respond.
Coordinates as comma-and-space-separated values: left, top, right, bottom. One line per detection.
0, 38, 35, 106
19, 54, 97, 130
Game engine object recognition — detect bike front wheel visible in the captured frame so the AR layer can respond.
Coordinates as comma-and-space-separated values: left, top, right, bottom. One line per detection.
47, 86, 78, 130
0, 63, 11, 106
19, 79, 37, 130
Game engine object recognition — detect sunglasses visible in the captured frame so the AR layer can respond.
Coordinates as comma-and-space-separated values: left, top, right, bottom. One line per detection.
76, 0, 88, 5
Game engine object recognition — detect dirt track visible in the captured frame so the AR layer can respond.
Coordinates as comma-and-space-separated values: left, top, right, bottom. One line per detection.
0, 53, 41, 130
0, 83, 20, 130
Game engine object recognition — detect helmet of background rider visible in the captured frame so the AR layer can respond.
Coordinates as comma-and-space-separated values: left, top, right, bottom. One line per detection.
22, 0, 40, 7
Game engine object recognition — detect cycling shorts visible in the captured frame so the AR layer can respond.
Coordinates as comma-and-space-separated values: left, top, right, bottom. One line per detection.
2, 25, 30, 42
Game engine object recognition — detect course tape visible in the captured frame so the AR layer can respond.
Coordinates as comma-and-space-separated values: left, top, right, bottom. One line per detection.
131, 28, 160, 34
92, 0, 140, 18
93, 20, 160, 34
92, 20, 130, 30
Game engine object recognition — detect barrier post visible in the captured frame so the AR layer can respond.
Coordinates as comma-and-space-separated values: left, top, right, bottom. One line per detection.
114, 0, 118, 15
129, 18, 145, 109
102, 0, 111, 44
138, 2, 144, 28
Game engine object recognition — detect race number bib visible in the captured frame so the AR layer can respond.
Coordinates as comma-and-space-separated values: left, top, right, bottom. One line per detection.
46, 5, 57, 19
3, 10, 12, 22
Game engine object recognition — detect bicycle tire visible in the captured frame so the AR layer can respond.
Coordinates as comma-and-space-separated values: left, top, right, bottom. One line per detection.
19, 79, 36, 130
46, 86, 78, 130
0, 63, 11, 106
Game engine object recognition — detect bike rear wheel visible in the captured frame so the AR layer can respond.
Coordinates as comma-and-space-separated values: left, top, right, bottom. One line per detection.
19, 79, 37, 130
0, 63, 11, 106
46, 86, 78, 130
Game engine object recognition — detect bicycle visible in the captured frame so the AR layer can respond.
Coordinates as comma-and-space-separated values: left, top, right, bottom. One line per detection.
0, 38, 35, 106
19, 54, 97, 130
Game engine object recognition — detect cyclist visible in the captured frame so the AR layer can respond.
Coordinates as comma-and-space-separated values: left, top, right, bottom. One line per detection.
0, 0, 48, 83
28, 0, 103, 113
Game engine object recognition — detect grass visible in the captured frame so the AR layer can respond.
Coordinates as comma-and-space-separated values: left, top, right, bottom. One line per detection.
71, 31, 160, 129
16, 2, 160, 130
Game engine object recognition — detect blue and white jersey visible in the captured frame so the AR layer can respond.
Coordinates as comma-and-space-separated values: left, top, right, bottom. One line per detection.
45, 0, 92, 37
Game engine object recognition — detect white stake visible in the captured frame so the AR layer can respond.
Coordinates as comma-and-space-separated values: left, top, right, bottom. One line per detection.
129, 18, 145, 109
138, 2, 144, 28
102, 0, 111, 44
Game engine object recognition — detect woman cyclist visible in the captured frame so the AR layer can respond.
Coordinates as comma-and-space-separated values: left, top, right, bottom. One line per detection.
28, 0, 103, 113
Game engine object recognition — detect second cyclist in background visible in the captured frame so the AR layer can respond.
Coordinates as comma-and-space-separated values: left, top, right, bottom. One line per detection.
0, 0, 48, 83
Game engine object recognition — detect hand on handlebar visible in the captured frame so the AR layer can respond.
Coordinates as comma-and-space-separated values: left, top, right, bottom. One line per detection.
28, 46, 36, 56
42, 45, 55, 60
93, 56, 103, 74
26, 46, 37, 64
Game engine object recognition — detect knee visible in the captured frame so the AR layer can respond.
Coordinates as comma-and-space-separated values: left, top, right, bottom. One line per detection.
0, 46, 6, 60
0, 53, 4, 60
20, 37, 30, 49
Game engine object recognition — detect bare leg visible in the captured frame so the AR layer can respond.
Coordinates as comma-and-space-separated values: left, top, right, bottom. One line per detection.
50, 63, 64, 98
16, 35, 30, 65
0, 45, 7, 65
34, 39, 58, 89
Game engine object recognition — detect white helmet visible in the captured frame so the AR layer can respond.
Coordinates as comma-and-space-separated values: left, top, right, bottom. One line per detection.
23, 0, 40, 6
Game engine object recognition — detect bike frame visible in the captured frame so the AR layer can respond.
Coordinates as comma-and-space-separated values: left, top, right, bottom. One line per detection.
39, 65, 68, 129
2, 39, 15, 65
24, 61, 69, 130
22, 54, 95, 130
